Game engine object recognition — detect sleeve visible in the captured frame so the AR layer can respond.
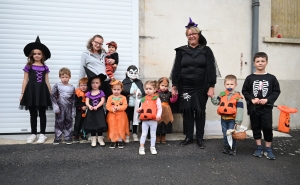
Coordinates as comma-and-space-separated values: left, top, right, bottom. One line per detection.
50, 83, 60, 113
206, 46, 216, 87
113, 53, 119, 65
211, 96, 220, 106
235, 98, 244, 124
78, 53, 87, 79
44, 65, 50, 73
118, 96, 128, 111
242, 76, 255, 103
169, 93, 178, 103
105, 96, 114, 112
23, 65, 30, 73
266, 76, 281, 105
171, 49, 182, 88
156, 98, 162, 117
71, 88, 76, 118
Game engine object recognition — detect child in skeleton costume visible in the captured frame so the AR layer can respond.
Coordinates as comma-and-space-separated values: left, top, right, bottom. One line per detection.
122, 65, 145, 142
73, 77, 88, 143
20, 36, 52, 144
106, 80, 130, 149
156, 77, 178, 144
51, 68, 75, 145
105, 41, 119, 79
83, 66, 107, 147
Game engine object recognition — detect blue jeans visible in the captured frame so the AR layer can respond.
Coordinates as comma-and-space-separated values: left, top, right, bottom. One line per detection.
221, 118, 236, 147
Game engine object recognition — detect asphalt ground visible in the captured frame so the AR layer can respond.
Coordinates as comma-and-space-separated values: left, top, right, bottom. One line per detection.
1, 131, 300, 185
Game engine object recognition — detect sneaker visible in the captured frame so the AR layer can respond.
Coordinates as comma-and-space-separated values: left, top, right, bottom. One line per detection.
222, 146, 229, 154
264, 147, 275, 160
73, 137, 79, 143
26, 134, 37, 144
36, 134, 47, 144
118, 141, 124, 149
66, 140, 73, 145
229, 147, 237, 155
53, 140, 60, 145
80, 136, 88, 143
139, 146, 145, 155
125, 135, 130, 143
132, 133, 139, 142
253, 145, 263, 158
150, 146, 157, 155
109, 142, 117, 149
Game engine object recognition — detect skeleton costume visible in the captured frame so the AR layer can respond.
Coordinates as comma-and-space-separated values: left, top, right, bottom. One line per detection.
20, 36, 52, 136
122, 65, 145, 135
171, 18, 217, 143
51, 83, 75, 142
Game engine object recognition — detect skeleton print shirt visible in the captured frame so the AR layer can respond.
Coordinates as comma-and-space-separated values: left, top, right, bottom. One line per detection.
242, 73, 280, 114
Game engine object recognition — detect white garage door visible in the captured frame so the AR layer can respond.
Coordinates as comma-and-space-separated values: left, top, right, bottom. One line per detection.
0, 0, 139, 133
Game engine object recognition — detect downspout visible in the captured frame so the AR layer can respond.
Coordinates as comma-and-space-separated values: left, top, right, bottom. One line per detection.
251, 0, 260, 73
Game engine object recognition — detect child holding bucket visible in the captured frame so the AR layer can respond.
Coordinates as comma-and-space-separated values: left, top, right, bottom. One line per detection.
242, 52, 281, 160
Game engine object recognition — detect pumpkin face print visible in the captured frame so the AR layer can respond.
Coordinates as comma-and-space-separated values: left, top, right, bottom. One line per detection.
278, 112, 291, 133
139, 95, 158, 121
285, 115, 290, 128
218, 101, 236, 115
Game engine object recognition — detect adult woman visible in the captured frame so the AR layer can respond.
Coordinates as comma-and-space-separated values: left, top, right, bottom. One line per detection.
79, 35, 113, 96
171, 18, 217, 149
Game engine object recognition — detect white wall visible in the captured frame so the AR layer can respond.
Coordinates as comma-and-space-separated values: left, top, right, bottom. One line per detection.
139, 0, 300, 130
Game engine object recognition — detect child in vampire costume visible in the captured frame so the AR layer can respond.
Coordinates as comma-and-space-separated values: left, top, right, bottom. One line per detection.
122, 65, 145, 142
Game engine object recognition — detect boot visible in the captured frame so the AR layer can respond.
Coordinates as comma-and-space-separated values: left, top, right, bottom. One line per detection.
91, 136, 97, 147
156, 135, 161, 143
97, 136, 105, 147
161, 135, 166, 144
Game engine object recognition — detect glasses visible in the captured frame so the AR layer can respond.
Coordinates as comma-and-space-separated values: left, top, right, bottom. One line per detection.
187, 33, 198, 37
93, 41, 103, 46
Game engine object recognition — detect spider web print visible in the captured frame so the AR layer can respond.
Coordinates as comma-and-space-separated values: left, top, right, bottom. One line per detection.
253, 80, 269, 97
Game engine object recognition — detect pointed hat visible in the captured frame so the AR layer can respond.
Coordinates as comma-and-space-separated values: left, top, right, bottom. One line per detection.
23, 36, 51, 60
84, 66, 107, 83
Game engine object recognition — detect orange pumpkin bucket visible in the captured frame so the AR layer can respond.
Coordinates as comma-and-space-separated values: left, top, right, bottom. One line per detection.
277, 105, 298, 133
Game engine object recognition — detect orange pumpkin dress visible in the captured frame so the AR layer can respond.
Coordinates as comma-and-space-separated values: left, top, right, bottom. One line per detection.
106, 95, 130, 142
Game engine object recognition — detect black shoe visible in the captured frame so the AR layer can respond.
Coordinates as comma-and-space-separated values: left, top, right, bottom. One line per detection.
180, 138, 193, 146
73, 137, 79, 143
81, 136, 88, 143
229, 147, 236, 155
222, 146, 229, 154
197, 139, 205, 149
118, 141, 124, 149
109, 142, 117, 149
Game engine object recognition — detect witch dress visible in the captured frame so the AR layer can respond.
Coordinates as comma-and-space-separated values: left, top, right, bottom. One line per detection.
20, 65, 52, 110
83, 90, 107, 132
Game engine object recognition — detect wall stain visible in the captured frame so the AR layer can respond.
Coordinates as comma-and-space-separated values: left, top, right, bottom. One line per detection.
240, 53, 243, 75
140, 36, 155, 39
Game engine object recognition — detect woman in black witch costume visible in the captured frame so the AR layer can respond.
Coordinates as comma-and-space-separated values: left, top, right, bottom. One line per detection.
20, 36, 52, 144
171, 18, 218, 149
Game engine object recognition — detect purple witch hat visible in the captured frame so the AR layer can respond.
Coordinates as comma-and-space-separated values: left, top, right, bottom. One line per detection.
185, 17, 198, 28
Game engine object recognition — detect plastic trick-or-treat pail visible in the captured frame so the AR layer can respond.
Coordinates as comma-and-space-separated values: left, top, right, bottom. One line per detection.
277, 105, 298, 133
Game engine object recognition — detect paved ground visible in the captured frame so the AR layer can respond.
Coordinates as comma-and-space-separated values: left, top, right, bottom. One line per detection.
0, 131, 300, 185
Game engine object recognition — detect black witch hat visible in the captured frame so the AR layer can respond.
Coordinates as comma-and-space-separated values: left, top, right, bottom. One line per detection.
23, 36, 51, 60
84, 66, 107, 89
185, 17, 207, 46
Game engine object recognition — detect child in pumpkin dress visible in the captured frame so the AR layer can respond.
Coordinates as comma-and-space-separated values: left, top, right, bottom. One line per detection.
83, 66, 107, 148
211, 74, 244, 155
156, 77, 178, 144
137, 80, 162, 155
20, 36, 52, 144
106, 80, 130, 149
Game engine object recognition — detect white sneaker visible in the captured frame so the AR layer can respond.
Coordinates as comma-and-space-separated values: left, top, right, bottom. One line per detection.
97, 136, 105, 147
150, 146, 157, 155
91, 136, 97, 147
139, 146, 145, 155
133, 134, 139, 142
125, 135, 130, 143
36, 134, 47, 144
26, 134, 37, 144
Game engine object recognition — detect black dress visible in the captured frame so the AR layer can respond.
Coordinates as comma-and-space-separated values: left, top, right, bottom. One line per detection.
83, 91, 107, 131
20, 65, 52, 110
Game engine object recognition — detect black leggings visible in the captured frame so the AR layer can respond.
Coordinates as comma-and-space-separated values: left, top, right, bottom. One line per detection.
183, 112, 206, 139
126, 106, 138, 134
29, 106, 47, 134
90, 130, 103, 136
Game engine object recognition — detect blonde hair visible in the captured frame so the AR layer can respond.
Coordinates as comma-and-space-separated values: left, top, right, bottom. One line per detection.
144, 80, 158, 89
59, 67, 71, 77
185, 26, 201, 36
86, 35, 105, 54
224, 74, 237, 84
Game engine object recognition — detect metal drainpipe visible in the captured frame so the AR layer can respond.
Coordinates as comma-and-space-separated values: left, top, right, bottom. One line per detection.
251, 0, 260, 73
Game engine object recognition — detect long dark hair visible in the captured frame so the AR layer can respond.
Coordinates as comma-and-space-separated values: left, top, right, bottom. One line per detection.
26, 49, 45, 66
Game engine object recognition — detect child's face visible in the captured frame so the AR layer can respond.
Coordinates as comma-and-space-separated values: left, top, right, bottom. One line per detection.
159, 82, 169, 92
145, 84, 156, 95
224, 79, 237, 91
32, 49, 43, 62
112, 84, 122, 96
91, 78, 101, 90
79, 83, 87, 92
60, 74, 71, 85
108, 45, 116, 54
254, 57, 268, 71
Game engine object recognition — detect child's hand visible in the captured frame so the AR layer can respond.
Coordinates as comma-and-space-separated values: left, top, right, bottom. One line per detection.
156, 116, 161, 121
259, 99, 268, 105
82, 106, 87, 111
93, 106, 98, 110
89, 106, 93, 110
56, 112, 60, 114
252, 98, 260, 104
137, 108, 141, 113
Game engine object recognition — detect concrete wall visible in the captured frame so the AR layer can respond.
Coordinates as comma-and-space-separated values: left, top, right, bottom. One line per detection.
139, 0, 300, 131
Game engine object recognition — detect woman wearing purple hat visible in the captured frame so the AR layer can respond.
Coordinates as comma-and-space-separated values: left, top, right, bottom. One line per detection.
20, 36, 52, 144
171, 18, 218, 148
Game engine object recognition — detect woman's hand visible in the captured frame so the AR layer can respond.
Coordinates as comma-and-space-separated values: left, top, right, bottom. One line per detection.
207, 87, 214, 97
19, 94, 23, 102
172, 86, 178, 96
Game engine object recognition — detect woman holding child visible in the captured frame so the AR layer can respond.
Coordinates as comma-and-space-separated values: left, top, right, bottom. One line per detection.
171, 18, 217, 149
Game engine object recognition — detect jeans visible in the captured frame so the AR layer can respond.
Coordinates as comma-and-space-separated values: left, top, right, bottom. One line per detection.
221, 118, 236, 147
